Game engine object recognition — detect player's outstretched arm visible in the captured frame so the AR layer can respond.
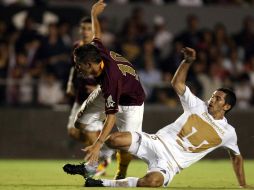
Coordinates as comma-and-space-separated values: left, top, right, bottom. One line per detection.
66, 67, 75, 96
171, 47, 196, 96
228, 150, 252, 188
91, 0, 106, 39
83, 114, 116, 164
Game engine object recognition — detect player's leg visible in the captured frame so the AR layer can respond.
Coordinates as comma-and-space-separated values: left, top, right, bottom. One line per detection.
74, 122, 101, 147
114, 103, 144, 179
64, 89, 113, 177
85, 132, 170, 187
67, 102, 82, 141
85, 171, 164, 187
67, 101, 99, 147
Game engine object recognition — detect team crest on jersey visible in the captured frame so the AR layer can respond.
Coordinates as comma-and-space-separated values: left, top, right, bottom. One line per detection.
106, 95, 115, 108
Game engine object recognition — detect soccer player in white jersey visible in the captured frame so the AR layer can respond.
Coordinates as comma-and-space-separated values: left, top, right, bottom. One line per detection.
83, 47, 252, 188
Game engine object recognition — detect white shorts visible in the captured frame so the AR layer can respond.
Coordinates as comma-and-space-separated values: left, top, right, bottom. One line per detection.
129, 132, 180, 187
76, 87, 144, 132
69, 86, 104, 132
67, 102, 81, 129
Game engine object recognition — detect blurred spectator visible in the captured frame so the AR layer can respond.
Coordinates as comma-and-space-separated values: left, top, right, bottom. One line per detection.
246, 56, 254, 92
177, 0, 203, 6
153, 15, 173, 59
175, 14, 201, 48
15, 15, 40, 52
111, 0, 129, 4
38, 69, 64, 106
193, 51, 222, 100
38, 23, 71, 85
100, 16, 116, 49
213, 23, 231, 57
8, 51, 34, 105
117, 19, 142, 68
197, 29, 213, 52
58, 20, 72, 49
150, 72, 178, 107
234, 16, 254, 61
222, 48, 244, 78
235, 73, 253, 108
160, 41, 184, 73
129, 6, 149, 40
129, 0, 164, 4
139, 38, 162, 99
0, 20, 8, 41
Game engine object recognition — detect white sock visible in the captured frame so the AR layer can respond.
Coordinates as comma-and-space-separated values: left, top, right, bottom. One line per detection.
99, 144, 115, 160
102, 177, 138, 187
85, 162, 98, 174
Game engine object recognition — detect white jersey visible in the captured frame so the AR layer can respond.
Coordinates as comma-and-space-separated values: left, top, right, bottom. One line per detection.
157, 86, 240, 169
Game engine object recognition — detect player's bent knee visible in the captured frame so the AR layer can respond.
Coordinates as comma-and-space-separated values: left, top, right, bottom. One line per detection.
105, 132, 120, 148
106, 132, 132, 149
68, 127, 80, 140
74, 122, 87, 130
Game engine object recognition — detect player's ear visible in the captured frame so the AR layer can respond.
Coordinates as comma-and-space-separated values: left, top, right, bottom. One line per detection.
223, 104, 231, 112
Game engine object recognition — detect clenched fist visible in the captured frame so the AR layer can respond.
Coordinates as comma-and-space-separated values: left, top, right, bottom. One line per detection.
181, 47, 196, 64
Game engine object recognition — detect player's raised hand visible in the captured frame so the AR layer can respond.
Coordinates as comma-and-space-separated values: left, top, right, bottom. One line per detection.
91, 0, 106, 17
181, 47, 196, 64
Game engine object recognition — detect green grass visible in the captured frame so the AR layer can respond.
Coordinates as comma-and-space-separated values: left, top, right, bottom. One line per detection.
0, 159, 253, 190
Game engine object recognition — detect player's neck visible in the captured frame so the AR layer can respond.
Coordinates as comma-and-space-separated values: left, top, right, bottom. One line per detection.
210, 111, 224, 120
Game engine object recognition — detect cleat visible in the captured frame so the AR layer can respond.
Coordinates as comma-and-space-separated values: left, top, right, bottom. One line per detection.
85, 177, 104, 187
114, 173, 126, 180
63, 163, 96, 178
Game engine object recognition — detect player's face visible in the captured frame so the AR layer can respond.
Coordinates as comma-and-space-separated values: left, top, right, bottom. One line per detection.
80, 22, 93, 43
74, 59, 99, 78
208, 91, 229, 115
74, 55, 92, 77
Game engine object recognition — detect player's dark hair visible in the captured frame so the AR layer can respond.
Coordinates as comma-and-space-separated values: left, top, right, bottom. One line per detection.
216, 88, 236, 113
74, 44, 102, 65
80, 17, 91, 24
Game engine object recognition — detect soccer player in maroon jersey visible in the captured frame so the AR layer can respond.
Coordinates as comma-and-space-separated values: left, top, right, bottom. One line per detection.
66, 17, 110, 176
63, 0, 145, 179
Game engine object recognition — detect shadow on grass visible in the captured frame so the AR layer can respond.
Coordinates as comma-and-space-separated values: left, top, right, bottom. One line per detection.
169, 187, 241, 190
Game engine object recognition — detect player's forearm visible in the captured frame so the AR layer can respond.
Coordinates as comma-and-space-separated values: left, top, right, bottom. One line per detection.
66, 67, 75, 95
67, 67, 75, 86
231, 155, 246, 187
91, 7, 102, 39
171, 60, 191, 95
96, 114, 116, 144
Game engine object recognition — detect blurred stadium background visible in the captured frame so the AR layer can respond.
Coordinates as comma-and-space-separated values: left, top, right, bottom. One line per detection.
0, 0, 254, 161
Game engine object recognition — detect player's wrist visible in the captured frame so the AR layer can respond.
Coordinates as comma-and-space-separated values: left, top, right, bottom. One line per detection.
96, 139, 104, 146
183, 58, 195, 64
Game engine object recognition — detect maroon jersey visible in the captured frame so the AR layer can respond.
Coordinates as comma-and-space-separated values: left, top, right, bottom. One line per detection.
72, 41, 98, 104
92, 38, 145, 114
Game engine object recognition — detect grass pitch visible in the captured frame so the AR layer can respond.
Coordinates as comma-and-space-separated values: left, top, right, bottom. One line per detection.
0, 159, 253, 190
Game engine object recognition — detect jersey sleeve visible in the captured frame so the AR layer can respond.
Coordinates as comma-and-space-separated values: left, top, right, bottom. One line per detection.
223, 131, 241, 155
179, 86, 204, 110
102, 74, 122, 114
